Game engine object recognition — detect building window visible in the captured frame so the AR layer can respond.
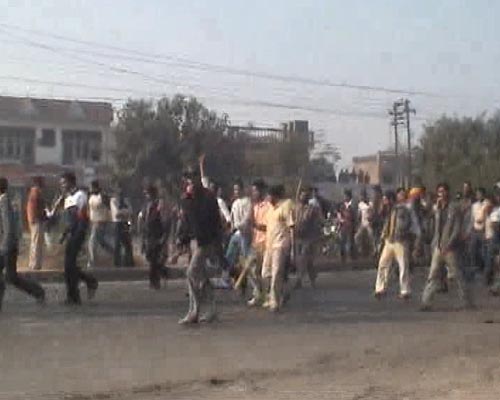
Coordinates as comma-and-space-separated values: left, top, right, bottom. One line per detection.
0, 126, 35, 164
39, 129, 56, 147
62, 130, 102, 166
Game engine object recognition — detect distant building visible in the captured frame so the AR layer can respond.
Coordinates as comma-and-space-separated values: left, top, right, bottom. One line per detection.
227, 120, 314, 181
352, 151, 402, 186
0, 96, 114, 188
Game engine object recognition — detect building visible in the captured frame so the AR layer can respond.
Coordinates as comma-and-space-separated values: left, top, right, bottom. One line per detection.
0, 96, 114, 189
352, 151, 403, 186
227, 120, 314, 181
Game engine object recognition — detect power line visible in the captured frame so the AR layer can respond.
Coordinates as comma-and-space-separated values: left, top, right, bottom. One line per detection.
0, 22, 443, 98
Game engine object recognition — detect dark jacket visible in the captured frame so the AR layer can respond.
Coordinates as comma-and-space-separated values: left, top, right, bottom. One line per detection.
432, 201, 462, 251
0, 193, 17, 254
381, 204, 413, 243
180, 188, 222, 247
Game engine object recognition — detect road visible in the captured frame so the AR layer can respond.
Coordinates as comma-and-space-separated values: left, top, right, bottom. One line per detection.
1, 269, 500, 400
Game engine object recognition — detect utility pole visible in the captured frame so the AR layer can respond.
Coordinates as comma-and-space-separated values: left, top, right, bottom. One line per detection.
403, 99, 416, 187
389, 100, 405, 186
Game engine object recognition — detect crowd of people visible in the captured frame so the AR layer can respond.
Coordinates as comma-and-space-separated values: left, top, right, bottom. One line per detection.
1, 163, 500, 323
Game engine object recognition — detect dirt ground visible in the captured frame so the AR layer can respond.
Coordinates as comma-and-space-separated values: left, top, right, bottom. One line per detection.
1, 269, 500, 400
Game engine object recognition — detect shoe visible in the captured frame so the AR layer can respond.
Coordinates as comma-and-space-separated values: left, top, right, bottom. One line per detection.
262, 299, 271, 309
247, 297, 262, 307
398, 293, 411, 301
419, 304, 432, 312
36, 291, 46, 306
178, 313, 198, 325
64, 298, 82, 307
269, 303, 280, 313
87, 282, 98, 300
199, 311, 217, 323
374, 291, 386, 300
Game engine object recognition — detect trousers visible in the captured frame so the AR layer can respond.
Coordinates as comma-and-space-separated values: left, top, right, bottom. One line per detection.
0, 248, 45, 307
65, 229, 98, 304
375, 241, 411, 296
422, 247, 472, 307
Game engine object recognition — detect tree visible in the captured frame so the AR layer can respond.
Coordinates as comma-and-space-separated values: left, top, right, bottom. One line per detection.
415, 111, 500, 190
112, 95, 244, 201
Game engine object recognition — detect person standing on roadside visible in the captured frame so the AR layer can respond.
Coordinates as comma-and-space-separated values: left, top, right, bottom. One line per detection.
26, 176, 47, 271
421, 183, 473, 311
110, 185, 134, 267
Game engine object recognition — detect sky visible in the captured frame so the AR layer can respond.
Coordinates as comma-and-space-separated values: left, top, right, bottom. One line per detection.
1, 0, 500, 166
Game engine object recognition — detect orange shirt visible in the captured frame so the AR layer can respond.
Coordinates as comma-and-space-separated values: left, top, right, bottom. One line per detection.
27, 187, 44, 224
253, 200, 271, 248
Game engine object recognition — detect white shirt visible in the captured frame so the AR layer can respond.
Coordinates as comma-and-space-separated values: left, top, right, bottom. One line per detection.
485, 207, 500, 240
88, 193, 111, 223
358, 201, 372, 228
64, 190, 87, 211
231, 196, 252, 232
110, 197, 133, 222
472, 201, 486, 231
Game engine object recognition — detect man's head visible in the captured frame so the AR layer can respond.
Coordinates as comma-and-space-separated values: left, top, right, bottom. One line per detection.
0, 177, 8, 194
90, 180, 100, 194
343, 189, 352, 202
396, 187, 407, 203
32, 176, 44, 189
251, 179, 267, 202
476, 187, 486, 202
60, 172, 76, 194
383, 190, 396, 207
463, 181, 473, 199
143, 184, 158, 201
184, 170, 202, 196
233, 179, 244, 199
436, 182, 450, 204
299, 186, 312, 205
268, 184, 285, 206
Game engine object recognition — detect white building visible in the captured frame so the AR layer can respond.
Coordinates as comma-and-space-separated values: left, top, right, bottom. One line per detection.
0, 96, 114, 187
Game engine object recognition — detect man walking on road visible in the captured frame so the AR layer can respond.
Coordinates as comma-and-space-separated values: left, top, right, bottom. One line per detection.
26, 176, 47, 271
375, 190, 419, 300
87, 180, 113, 269
261, 185, 295, 312
178, 171, 222, 324
110, 186, 134, 267
59, 172, 98, 305
421, 183, 473, 311
0, 177, 45, 310
294, 186, 323, 289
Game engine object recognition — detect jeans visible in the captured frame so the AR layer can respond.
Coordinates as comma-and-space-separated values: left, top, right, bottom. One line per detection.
113, 222, 134, 267
65, 229, 98, 304
470, 230, 485, 272
88, 222, 113, 267
225, 231, 250, 271
0, 247, 45, 306
483, 238, 499, 285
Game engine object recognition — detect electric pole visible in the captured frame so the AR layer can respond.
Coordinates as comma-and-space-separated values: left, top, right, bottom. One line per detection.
389, 100, 405, 186
404, 99, 416, 187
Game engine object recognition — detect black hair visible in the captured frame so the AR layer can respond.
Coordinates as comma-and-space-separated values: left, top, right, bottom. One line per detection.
383, 190, 396, 203
436, 182, 450, 192
252, 179, 267, 192
32, 176, 44, 187
269, 184, 285, 199
396, 187, 406, 194
0, 177, 8, 193
61, 172, 76, 186
477, 187, 486, 196
234, 179, 244, 189
372, 185, 382, 194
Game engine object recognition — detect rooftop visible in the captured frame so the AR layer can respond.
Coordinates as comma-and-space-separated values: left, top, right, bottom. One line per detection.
0, 96, 113, 125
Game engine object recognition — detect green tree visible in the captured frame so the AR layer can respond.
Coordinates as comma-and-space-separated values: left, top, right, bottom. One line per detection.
415, 111, 500, 190
112, 95, 243, 200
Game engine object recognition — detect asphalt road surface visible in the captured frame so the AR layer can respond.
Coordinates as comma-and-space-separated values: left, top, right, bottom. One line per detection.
1, 269, 500, 400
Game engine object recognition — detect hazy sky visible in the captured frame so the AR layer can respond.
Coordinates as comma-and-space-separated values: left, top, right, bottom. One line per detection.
1, 0, 500, 166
